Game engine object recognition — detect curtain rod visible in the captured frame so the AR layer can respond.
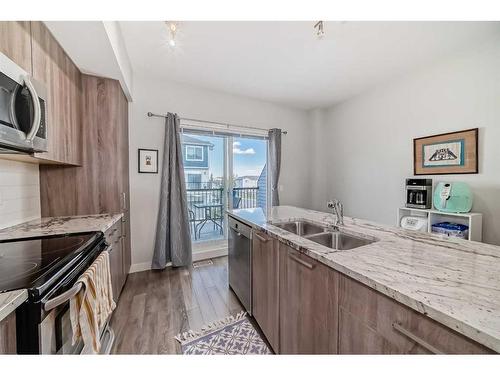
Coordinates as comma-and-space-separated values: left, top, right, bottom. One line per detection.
146, 112, 288, 135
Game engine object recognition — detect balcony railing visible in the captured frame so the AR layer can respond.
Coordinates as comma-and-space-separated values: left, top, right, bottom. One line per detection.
232, 187, 259, 209
185, 182, 261, 241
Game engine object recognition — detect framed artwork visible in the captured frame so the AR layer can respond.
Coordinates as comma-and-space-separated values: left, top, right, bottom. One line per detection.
413, 128, 478, 175
138, 149, 158, 173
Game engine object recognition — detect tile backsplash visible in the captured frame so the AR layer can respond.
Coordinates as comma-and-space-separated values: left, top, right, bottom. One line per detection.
0, 159, 41, 229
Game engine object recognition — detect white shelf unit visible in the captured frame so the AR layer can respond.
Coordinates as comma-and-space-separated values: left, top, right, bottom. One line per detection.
397, 207, 482, 242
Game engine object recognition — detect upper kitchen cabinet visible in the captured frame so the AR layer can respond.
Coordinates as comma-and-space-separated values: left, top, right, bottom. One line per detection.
30, 22, 82, 166
0, 21, 32, 74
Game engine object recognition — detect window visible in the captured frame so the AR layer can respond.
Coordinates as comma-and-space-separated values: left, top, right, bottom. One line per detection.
185, 145, 204, 161
186, 173, 202, 189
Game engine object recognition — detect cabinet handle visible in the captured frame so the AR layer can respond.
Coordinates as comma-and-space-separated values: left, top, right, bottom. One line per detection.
288, 253, 314, 269
122, 192, 127, 211
254, 233, 268, 243
392, 322, 444, 354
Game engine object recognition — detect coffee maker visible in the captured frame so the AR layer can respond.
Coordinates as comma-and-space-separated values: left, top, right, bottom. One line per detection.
406, 178, 432, 209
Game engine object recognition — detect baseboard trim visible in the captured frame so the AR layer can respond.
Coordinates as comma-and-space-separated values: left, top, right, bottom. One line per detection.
129, 247, 228, 273
129, 262, 155, 273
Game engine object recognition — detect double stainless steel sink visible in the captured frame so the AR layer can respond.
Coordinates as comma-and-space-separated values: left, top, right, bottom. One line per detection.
271, 220, 375, 250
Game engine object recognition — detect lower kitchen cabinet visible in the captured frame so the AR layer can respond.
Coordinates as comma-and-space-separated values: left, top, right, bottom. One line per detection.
279, 243, 339, 354
104, 220, 127, 301
338, 275, 493, 354
251, 235, 493, 354
0, 311, 17, 354
252, 230, 279, 352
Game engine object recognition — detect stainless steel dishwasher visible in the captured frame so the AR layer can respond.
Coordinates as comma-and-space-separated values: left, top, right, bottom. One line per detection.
228, 216, 252, 314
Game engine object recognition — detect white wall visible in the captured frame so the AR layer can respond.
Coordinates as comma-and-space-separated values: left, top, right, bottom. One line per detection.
128, 76, 311, 271
0, 159, 41, 228
311, 36, 500, 245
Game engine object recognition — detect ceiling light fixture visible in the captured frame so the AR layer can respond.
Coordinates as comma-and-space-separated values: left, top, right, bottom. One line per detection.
314, 21, 325, 39
165, 21, 178, 48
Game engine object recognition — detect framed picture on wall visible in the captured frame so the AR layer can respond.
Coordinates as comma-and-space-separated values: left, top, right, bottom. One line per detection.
138, 149, 159, 173
413, 128, 478, 175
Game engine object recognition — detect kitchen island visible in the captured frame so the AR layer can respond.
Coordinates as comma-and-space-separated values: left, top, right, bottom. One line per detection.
228, 206, 500, 354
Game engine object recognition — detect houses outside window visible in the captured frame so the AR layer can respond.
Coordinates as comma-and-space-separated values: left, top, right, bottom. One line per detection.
185, 145, 204, 161
187, 173, 202, 187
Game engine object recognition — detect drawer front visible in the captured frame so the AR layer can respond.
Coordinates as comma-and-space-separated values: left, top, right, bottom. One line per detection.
339, 308, 405, 354
339, 275, 493, 354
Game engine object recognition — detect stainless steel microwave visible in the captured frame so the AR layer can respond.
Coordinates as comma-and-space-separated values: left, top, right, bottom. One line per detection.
0, 52, 47, 153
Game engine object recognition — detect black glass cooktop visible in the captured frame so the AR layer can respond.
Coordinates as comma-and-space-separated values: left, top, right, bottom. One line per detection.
0, 232, 101, 294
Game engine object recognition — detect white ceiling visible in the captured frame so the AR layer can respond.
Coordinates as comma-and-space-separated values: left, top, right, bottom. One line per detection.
119, 21, 500, 109
45, 21, 133, 100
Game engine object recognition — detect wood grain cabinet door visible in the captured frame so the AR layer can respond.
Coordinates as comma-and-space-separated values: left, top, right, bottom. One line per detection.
0, 21, 32, 73
0, 311, 17, 354
31, 21, 82, 165
279, 244, 339, 354
338, 275, 494, 354
252, 231, 279, 352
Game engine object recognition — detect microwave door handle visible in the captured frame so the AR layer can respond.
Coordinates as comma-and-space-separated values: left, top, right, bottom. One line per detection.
8, 85, 20, 130
23, 75, 41, 141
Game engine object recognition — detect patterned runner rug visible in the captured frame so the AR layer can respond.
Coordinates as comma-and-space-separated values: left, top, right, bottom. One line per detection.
175, 312, 272, 355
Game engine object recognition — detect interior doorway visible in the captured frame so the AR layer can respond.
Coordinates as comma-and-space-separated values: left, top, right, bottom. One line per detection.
181, 131, 268, 260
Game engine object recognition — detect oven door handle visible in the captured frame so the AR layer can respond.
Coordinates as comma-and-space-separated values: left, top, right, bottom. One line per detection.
43, 244, 111, 312
43, 281, 84, 312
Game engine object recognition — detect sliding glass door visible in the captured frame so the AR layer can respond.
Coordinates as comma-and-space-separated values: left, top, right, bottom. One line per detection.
181, 130, 268, 257
229, 136, 268, 212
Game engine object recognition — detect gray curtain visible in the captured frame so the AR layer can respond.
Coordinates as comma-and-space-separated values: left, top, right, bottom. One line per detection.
152, 113, 192, 269
268, 128, 282, 207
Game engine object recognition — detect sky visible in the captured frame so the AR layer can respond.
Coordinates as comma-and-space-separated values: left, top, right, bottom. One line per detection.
189, 134, 267, 178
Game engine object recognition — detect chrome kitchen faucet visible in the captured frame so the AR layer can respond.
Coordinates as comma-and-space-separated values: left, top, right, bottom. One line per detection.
327, 199, 344, 226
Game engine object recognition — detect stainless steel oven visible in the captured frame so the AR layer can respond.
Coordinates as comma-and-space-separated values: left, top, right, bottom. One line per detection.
0, 52, 48, 153
0, 232, 113, 354
39, 283, 114, 354
38, 245, 115, 355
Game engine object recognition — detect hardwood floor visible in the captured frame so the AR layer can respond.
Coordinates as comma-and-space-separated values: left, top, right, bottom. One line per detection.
110, 256, 244, 354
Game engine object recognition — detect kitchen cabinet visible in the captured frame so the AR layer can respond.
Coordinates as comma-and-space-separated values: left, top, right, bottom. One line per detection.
39, 74, 131, 278
0, 21, 32, 74
104, 220, 127, 301
31, 22, 82, 165
0, 311, 17, 354
252, 230, 279, 352
0, 21, 82, 165
279, 243, 339, 354
338, 275, 493, 354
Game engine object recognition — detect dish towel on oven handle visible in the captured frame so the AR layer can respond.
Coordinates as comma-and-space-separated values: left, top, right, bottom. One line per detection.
69, 250, 116, 354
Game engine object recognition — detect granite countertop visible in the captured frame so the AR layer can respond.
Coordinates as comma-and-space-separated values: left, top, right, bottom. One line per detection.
0, 289, 27, 321
0, 213, 123, 241
227, 205, 500, 352
0, 213, 123, 320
